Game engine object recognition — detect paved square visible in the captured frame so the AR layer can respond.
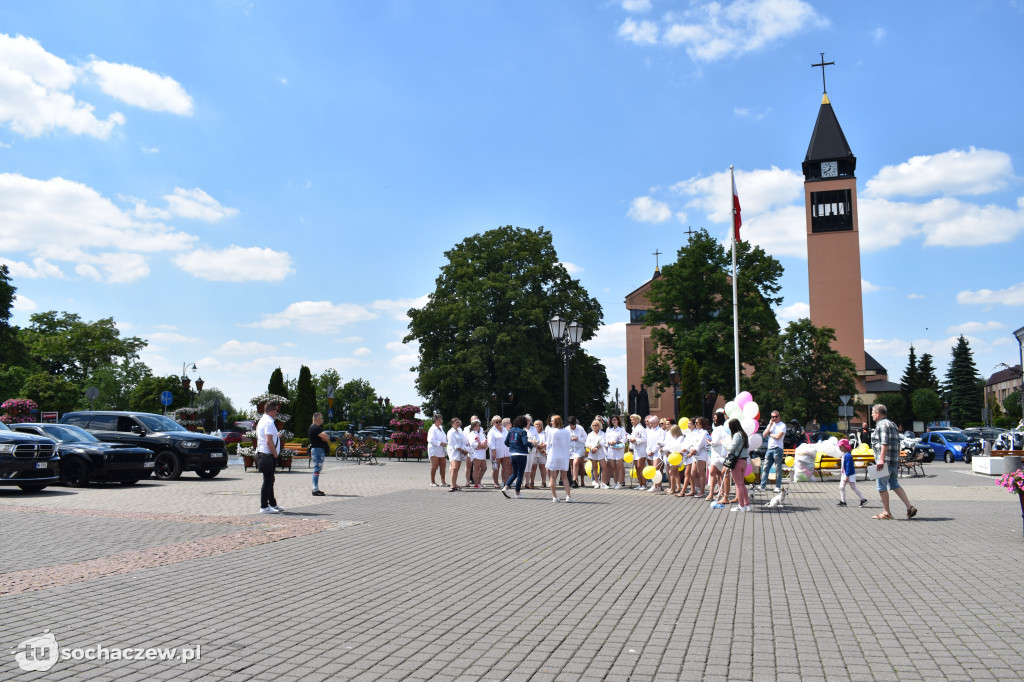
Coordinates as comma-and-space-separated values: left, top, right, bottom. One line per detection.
1, 458, 1022, 680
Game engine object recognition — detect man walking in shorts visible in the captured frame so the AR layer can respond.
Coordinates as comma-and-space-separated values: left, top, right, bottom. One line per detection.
870, 404, 917, 520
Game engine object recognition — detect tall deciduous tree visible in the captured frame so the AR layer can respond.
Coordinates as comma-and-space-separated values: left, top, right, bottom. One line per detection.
129, 375, 191, 414
315, 368, 342, 416
406, 226, 607, 419
291, 365, 317, 438
678, 357, 702, 419
642, 229, 782, 398
945, 335, 983, 426
20, 312, 146, 383
22, 372, 82, 414
911, 388, 943, 425
87, 359, 153, 410
336, 378, 378, 429
748, 319, 858, 424
0, 265, 29, 368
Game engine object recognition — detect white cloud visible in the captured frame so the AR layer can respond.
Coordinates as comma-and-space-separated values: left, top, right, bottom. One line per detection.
88, 252, 150, 283
75, 264, 101, 281
0, 34, 126, 138
777, 302, 810, 322
861, 279, 881, 293
370, 295, 429, 321
336, 336, 363, 343
621, 0, 652, 11
946, 321, 1006, 335
559, 261, 583, 275
148, 332, 200, 344
618, 18, 659, 45
871, 26, 887, 42
124, 187, 239, 223
734, 106, 772, 120
627, 195, 672, 223
250, 300, 378, 333
583, 322, 627, 354
353, 347, 372, 357
957, 282, 1024, 306
215, 339, 277, 356
141, 146, 159, 154
864, 148, 1013, 199
12, 293, 35, 311
173, 246, 294, 282
86, 59, 193, 115
660, 0, 826, 62
907, 293, 925, 300
0, 257, 64, 279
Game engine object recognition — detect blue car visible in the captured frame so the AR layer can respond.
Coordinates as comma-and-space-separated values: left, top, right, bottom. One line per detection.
913, 431, 971, 463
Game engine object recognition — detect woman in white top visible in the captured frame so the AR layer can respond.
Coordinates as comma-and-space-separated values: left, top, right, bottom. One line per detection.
627, 414, 647, 489
446, 418, 469, 491
529, 419, 547, 488
708, 410, 731, 502
466, 419, 488, 489
604, 415, 627, 489
426, 414, 448, 487
688, 416, 711, 498
544, 415, 573, 502
663, 425, 686, 495
584, 419, 606, 489
486, 416, 507, 489
566, 416, 586, 487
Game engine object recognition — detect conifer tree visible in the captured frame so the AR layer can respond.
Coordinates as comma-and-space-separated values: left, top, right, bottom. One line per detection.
291, 365, 317, 438
900, 345, 922, 423
945, 336, 983, 426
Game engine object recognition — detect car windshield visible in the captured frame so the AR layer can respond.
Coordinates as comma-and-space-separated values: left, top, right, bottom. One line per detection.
41, 424, 100, 443
0, 421, 9, 431
942, 432, 968, 443
136, 414, 188, 432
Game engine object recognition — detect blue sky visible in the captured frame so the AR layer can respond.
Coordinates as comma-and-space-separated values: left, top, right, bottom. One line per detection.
2, 0, 1023, 414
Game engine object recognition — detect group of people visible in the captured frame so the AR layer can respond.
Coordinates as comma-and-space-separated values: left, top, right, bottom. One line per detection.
423, 409, 755, 510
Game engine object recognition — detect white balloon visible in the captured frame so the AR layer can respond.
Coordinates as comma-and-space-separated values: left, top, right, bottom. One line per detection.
748, 433, 763, 451
742, 401, 759, 419
741, 417, 757, 435
724, 400, 740, 418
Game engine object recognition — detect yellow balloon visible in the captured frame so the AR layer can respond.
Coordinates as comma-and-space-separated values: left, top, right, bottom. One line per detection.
624, 452, 634, 464
584, 461, 593, 477
642, 465, 657, 479
784, 456, 794, 467
631, 467, 638, 479
679, 417, 690, 430
744, 473, 756, 483
668, 453, 683, 467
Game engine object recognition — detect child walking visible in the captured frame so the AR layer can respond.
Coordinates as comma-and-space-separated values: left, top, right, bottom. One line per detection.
836, 438, 867, 507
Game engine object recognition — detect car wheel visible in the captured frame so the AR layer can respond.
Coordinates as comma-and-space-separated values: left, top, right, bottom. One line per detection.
963, 450, 973, 464
944, 450, 954, 464
154, 451, 183, 480
61, 458, 91, 487
18, 484, 46, 492
119, 480, 140, 486
195, 468, 221, 479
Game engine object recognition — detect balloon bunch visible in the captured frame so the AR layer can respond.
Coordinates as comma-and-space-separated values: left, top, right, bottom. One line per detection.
722, 390, 761, 481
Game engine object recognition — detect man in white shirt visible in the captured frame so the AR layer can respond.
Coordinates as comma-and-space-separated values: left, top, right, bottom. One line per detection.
256, 400, 284, 514
760, 410, 787, 492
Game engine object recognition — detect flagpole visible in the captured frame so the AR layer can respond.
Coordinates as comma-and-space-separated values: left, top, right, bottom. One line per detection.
731, 165, 740, 397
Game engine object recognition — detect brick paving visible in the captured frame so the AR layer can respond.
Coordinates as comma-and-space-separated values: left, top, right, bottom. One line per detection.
1, 458, 1022, 680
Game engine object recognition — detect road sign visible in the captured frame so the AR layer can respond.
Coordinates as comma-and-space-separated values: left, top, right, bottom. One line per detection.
328, 408, 334, 419
160, 391, 173, 406
85, 386, 99, 401
327, 385, 336, 399
837, 406, 854, 417
221, 409, 228, 421
839, 394, 851, 405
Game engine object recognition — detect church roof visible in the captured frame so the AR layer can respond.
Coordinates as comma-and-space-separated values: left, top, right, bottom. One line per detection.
804, 94, 855, 163
864, 351, 887, 374
865, 378, 902, 394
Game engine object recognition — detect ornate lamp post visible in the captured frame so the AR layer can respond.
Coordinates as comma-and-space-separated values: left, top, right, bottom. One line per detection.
377, 396, 391, 440
491, 391, 514, 419
181, 362, 203, 408
669, 369, 680, 422
548, 315, 584, 418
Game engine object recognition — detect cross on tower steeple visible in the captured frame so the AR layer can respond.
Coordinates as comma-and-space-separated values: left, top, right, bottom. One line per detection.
652, 249, 662, 271
684, 226, 696, 241
811, 52, 835, 94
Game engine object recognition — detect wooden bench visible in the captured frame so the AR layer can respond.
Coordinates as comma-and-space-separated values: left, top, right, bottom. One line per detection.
899, 450, 926, 477
851, 453, 877, 481
814, 455, 842, 481
282, 443, 311, 469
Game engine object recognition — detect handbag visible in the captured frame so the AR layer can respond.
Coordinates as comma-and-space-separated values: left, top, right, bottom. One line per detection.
723, 452, 739, 470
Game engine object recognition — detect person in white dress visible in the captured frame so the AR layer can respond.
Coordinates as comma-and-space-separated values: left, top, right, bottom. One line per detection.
426, 414, 448, 487
688, 416, 711, 498
662, 424, 686, 495
487, 416, 507, 489
462, 416, 480, 487
529, 419, 547, 488
466, 419, 488, 489
645, 415, 666, 492
604, 415, 627, 489
446, 418, 470, 491
584, 419, 606, 488
544, 415, 573, 502
566, 416, 587, 487
627, 414, 647, 489
709, 410, 731, 504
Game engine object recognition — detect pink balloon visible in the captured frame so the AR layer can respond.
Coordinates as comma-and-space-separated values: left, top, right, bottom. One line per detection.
752, 419, 759, 432
744, 458, 752, 476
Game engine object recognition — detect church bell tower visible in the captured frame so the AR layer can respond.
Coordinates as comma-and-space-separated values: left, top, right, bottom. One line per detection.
803, 62, 866, 391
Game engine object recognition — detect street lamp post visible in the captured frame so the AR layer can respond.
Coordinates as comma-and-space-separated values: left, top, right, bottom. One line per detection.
377, 396, 391, 440
669, 369, 680, 422
491, 391, 514, 419
180, 362, 204, 408
548, 315, 584, 418
1015, 325, 1024, 428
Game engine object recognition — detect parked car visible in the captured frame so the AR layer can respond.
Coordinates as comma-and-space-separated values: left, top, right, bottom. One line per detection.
61, 411, 228, 480
218, 431, 244, 444
962, 427, 1006, 442
10, 423, 155, 487
913, 431, 973, 463
0, 421, 61, 491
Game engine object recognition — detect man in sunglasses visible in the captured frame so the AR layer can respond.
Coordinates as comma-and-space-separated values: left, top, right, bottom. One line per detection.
759, 411, 786, 492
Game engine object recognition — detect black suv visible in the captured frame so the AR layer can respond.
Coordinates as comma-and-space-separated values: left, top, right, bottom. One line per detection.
11, 423, 155, 486
0, 421, 61, 491
61, 411, 228, 480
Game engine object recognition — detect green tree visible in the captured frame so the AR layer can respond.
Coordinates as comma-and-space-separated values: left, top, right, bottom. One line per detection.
678, 357, 702, 418
20, 311, 146, 383
945, 336, 983, 427
748, 319, 858, 424
876, 393, 906, 428
129, 375, 191, 414
899, 345, 921, 424
1003, 388, 1022, 425
86, 359, 153, 410
0, 265, 29, 368
0, 364, 30, 402
194, 387, 236, 431
336, 378, 378, 428
268, 367, 288, 399
406, 226, 607, 418
918, 353, 941, 393
642, 229, 782, 398
291, 365, 317, 438
22, 372, 82, 414
315, 368, 342, 415
911, 388, 943, 425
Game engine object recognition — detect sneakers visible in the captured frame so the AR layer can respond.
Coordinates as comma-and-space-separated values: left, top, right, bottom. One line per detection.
312, 490, 326, 496
592, 481, 600, 489
612, 483, 623, 490
270, 505, 284, 512
515, 494, 525, 499
859, 498, 868, 507
836, 501, 847, 506
757, 485, 766, 491
773, 487, 781, 493
552, 497, 559, 503
565, 496, 574, 503
600, 483, 609, 489
474, 484, 482, 489
710, 502, 724, 509
260, 507, 279, 514
501, 486, 510, 499
730, 505, 750, 512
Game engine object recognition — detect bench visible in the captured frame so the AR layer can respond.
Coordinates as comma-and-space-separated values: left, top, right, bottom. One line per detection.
851, 453, 877, 481
899, 450, 926, 477
282, 443, 311, 469
814, 455, 841, 481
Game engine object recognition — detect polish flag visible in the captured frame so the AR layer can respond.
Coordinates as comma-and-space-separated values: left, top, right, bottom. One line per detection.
731, 169, 742, 242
